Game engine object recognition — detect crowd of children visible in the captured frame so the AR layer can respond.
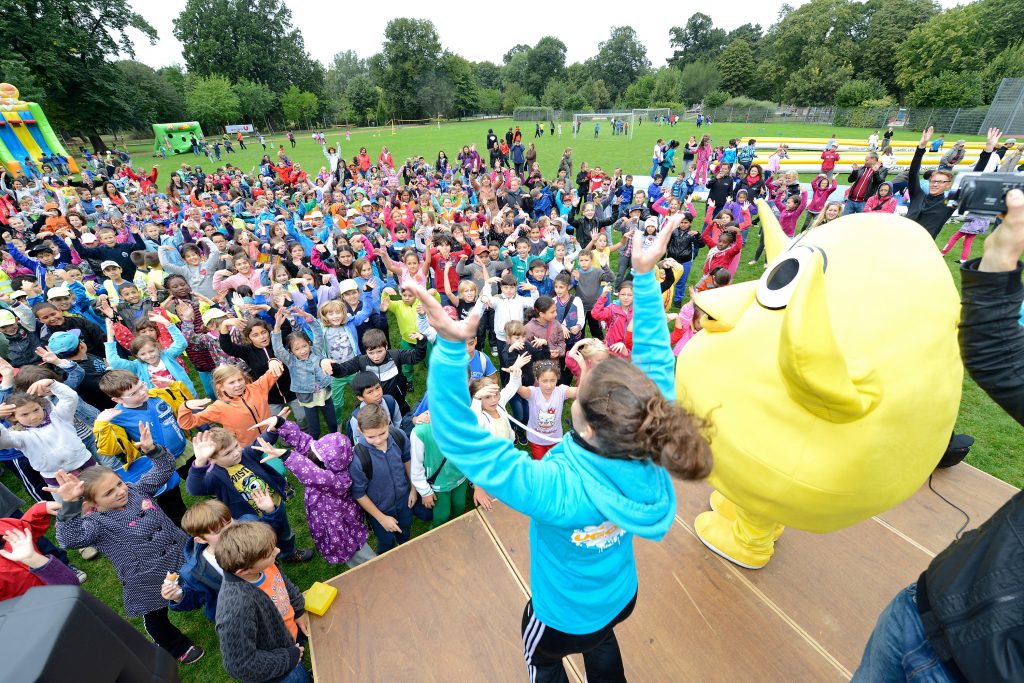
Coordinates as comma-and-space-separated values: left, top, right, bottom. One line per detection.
0, 119, 1011, 681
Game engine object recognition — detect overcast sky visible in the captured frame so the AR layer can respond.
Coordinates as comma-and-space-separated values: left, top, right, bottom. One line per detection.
126, 0, 964, 70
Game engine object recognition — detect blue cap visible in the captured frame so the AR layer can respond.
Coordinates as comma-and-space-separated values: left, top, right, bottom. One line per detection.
47, 329, 82, 357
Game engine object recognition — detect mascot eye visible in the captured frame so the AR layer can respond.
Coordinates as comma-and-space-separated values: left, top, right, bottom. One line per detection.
756, 246, 823, 310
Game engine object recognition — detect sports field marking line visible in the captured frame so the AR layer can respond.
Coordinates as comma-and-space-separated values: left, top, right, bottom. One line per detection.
477, 509, 586, 683
674, 514, 853, 681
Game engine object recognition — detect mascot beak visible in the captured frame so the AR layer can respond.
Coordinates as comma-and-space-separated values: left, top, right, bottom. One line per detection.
778, 251, 882, 422
693, 281, 757, 332
754, 199, 788, 263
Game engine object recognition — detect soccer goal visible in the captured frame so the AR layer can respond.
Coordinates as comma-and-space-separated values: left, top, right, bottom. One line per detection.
573, 112, 635, 139
633, 108, 671, 125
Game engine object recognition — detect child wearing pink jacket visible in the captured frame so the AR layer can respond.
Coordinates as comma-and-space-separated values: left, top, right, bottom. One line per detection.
773, 189, 808, 237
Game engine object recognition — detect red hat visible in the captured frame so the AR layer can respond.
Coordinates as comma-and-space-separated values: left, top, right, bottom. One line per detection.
474, 245, 488, 255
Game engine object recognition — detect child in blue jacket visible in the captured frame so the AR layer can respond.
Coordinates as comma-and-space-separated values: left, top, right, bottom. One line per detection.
410, 223, 712, 682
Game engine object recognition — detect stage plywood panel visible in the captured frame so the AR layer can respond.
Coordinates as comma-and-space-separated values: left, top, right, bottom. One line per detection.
875, 465, 1017, 555
308, 513, 576, 682
482, 503, 847, 681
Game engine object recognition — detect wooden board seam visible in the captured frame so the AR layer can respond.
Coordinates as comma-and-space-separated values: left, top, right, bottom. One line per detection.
476, 509, 587, 683
870, 516, 937, 558
673, 514, 854, 681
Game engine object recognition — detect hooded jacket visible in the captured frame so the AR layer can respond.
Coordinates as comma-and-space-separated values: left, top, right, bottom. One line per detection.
864, 183, 898, 213
428, 270, 677, 634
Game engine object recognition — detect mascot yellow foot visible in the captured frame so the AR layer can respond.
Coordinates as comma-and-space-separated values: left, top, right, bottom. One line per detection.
708, 490, 784, 542
695, 504, 781, 570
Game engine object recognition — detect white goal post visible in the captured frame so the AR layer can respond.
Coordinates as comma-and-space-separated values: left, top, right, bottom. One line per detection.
572, 112, 635, 139
632, 108, 670, 125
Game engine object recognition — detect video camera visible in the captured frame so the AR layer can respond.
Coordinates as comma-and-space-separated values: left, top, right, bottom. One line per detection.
952, 173, 1024, 215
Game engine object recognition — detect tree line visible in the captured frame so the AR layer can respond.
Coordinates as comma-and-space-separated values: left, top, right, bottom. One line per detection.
1, 0, 1022, 143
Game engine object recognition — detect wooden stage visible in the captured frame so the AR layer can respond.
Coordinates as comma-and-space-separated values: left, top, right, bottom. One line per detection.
308, 464, 1017, 682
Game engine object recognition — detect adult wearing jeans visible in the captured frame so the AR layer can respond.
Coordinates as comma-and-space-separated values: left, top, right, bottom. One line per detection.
853, 188, 1024, 683
842, 152, 884, 215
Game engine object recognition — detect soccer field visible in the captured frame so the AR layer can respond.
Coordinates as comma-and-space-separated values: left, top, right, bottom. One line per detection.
123, 116, 986, 184
8, 117, 1014, 682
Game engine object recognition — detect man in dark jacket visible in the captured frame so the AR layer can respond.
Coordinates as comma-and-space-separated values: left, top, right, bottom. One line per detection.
908, 126, 1000, 240
854, 187, 1024, 682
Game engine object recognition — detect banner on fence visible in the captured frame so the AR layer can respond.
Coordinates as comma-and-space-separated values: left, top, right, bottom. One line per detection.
225, 124, 254, 134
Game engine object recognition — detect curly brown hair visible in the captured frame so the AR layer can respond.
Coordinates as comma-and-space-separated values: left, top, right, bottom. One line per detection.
577, 357, 712, 480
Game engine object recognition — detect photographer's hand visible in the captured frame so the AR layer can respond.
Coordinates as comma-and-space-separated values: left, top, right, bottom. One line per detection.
980, 189, 1024, 273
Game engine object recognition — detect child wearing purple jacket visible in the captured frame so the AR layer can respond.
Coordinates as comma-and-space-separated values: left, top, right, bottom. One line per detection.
254, 416, 376, 567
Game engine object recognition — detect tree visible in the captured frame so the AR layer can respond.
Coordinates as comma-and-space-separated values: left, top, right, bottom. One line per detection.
158, 65, 187, 99
417, 71, 454, 119
524, 37, 567, 98
907, 72, 984, 107
591, 79, 612, 110
668, 13, 727, 67
502, 52, 531, 92
726, 23, 763, 53
704, 90, 731, 108
834, 78, 886, 107
503, 44, 530, 64
502, 83, 526, 114
760, 0, 868, 84
0, 0, 156, 142
232, 79, 277, 125
345, 75, 380, 125
680, 61, 721, 105
859, 0, 940, 97
442, 53, 480, 118
114, 61, 185, 129
622, 75, 655, 109
542, 79, 572, 109
983, 42, 1024, 100
478, 88, 502, 113
377, 18, 442, 118
280, 86, 319, 127
894, 5, 990, 96
716, 40, 756, 96
651, 68, 684, 104
783, 49, 855, 105
187, 75, 241, 132
590, 27, 651, 101
0, 59, 46, 104
474, 61, 503, 90
325, 50, 367, 102
174, 0, 320, 92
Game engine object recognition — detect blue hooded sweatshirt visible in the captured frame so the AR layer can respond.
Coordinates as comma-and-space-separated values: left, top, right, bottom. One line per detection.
428, 269, 676, 634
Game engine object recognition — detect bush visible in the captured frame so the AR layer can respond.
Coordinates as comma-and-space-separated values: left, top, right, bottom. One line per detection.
723, 96, 776, 113
512, 106, 553, 121
835, 79, 886, 108
704, 90, 731, 108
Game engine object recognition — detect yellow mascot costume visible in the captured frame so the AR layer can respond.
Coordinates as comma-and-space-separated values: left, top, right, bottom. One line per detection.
681, 201, 962, 569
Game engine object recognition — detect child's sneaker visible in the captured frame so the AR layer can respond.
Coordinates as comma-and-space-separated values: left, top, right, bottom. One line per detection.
79, 546, 99, 560
71, 565, 88, 584
282, 547, 315, 563
178, 645, 205, 664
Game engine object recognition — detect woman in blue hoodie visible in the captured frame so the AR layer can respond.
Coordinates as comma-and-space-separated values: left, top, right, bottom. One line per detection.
413, 222, 711, 683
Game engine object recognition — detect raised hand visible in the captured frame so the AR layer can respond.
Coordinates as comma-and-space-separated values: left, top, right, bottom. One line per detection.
0, 528, 46, 568
919, 126, 934, 149
43, 469, 85, 501
249, 407, 289, 433
192, 431, 217, 466
26, 379, 55, 396
135, 421, 155, 453
185, 397, 212, 411
252, 437, 287, 464
984, 127, 1002, 153
250, 486, 277, 513
630, 227, 673, 275
403, 281, 480, 342
268, 359, 284, 377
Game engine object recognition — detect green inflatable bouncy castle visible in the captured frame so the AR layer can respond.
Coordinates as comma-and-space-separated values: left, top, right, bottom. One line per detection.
153, 122, 204, 156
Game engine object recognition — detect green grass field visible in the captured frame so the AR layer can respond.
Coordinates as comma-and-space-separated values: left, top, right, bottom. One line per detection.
3, 117, 1016, 681
117, 117, 986, 186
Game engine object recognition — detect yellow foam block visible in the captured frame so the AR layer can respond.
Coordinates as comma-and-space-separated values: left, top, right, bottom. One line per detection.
303, 582, 337, 616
